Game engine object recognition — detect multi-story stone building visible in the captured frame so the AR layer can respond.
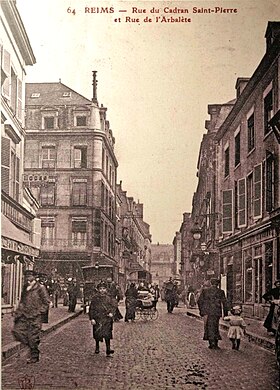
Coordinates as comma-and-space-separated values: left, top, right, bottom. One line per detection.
172, 231, 181, 279
23, 73, 118, 283
215, 22, 280, 318
178, 212, 193, 290
1, 0, 40, 313
117, 182, 152, 286
190, 101, 234, 288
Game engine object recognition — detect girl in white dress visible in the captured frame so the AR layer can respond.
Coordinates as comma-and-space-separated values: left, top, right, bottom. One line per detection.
224, 305, 247, 350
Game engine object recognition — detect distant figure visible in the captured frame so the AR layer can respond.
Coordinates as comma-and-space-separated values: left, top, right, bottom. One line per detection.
262, 280, 280, 335
188, 286, 196, 308
52, 280, 61, 308
224, 305, 247, 351
89, 281, 117, 356
108, 281, 123, 322
124, 283, 138, 322
37, 273, 51, 323
67, 280, 79, 312
197, 278, 228, 349
164, 278, 176, 313
12, 270, 50, 363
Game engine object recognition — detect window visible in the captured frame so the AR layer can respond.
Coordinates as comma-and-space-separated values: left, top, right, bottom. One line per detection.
222, 189, 233, 233
42, 146, 56, 168
44, 117, 55, 129
247, 172, 253, 224
247, 113, 255, 152
72, 180, 87, 206
40, 184, 55, 205
264, 242, 273, 294
2, 49, 11, 98
224, 147, 229, 177
265, 155, 274, 212
234, 132, 240, 166
76, 116, 87, 126
74, 147, 87, 168
101, 182, 105, 208
10, 151, 20, 201
264, 90, 273, 135
253, 164, 262, 218
72, 218, 87, 247
1, 137, 10, 194
244, 248, 253, 302
41, 217, 55, 246
237, 178, 246, 227
102, 148, 105, 171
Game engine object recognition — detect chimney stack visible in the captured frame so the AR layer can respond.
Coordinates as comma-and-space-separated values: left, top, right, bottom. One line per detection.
92, 71, 98, 104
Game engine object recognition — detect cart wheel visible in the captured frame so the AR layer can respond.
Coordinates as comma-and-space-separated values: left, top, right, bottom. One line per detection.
150, 308, 159, 320
140, 310, 149, 321
135, 309, 141, 320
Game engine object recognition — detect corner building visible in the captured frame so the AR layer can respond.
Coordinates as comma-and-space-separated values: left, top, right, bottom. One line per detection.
24, 76, 118, 282
216, 22, 280, 318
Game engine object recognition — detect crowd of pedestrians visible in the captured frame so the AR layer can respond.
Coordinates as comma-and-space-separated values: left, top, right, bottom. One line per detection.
9, 269, 280, 363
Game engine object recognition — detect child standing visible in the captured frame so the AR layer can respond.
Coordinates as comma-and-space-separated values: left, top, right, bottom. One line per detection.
224, 305, 247, 350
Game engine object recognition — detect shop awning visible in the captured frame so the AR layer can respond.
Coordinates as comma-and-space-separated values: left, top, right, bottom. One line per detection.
1, 214, 40, 257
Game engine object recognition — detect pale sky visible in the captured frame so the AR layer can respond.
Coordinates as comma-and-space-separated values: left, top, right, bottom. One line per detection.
17, 0, 280, 244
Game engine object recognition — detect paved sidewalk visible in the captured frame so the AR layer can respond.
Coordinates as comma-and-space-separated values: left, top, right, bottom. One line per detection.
183, 306, 276, 351
1, 303, 83, 361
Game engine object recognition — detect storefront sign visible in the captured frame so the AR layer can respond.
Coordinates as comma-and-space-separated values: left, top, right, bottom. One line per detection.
1, 237, 39, 257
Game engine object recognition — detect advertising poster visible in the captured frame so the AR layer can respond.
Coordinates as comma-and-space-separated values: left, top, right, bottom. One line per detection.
1, 0, 280, 388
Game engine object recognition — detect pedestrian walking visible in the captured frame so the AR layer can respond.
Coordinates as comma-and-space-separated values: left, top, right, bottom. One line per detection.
262, 280, 280, 335
67, 279, 79, 312
164, 278, 176, 313
224, 305, 247, 350
12, 270, 50, 363
124, 282, 138, 322
37, 273, 51, 322
108, 281, 123, 322
89, 281, 117, 356
197, 278, 228, 349
187, 286, 196, 308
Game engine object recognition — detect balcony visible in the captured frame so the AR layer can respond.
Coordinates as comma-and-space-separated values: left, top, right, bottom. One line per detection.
41, 238, 91, 251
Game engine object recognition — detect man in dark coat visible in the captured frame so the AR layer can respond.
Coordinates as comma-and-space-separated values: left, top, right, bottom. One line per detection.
12, 270, 50, 363
197, 278, 228, 349
67, 280, 79, 312
124, 283, 138, 322
164, 278, 176, 313
89, 281, 117, 356
262, 280, 280, 335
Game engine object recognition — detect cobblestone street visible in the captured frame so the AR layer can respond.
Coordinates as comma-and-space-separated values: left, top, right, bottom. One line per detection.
2, 302, 279, 390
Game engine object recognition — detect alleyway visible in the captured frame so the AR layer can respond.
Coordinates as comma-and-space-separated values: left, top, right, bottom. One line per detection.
2, 302, 279, 390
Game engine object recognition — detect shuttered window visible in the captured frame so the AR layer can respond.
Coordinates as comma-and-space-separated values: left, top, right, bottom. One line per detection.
40, 184, 55, 205
72, 181, 87, 206
253, 164, 262, 218
1, 137, 10, 194
235, 132, 241, 166
2, 49, 11, 98
264, 90, 273, 135
238, 178, 247, 227
222, 189, 233, 233
247, 113, 255, 152
265, 156, 274, 212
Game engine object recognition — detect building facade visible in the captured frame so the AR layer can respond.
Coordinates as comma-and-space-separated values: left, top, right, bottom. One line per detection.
23, 74, 118, 284
150, 244, 174, 289
216, 22, 280, 318
1, 0, 39, 313
117, 182, 152, 287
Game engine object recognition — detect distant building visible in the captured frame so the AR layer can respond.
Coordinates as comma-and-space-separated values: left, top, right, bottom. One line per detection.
1, 0, 39, 313
23, 73, 118, 283
117, 182, 152, 286
150, 244, 174, 288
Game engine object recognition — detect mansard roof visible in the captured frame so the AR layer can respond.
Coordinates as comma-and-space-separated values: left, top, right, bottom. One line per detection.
26, 82, 91, 106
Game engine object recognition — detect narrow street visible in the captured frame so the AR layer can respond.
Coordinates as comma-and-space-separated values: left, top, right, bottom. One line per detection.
2, 302, 279, 390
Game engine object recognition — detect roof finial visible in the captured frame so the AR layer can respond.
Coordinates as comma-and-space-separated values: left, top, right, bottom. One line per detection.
92, 71, 98, 104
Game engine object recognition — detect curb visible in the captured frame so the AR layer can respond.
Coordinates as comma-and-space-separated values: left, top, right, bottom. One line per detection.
2, 310, 83, 362
185, 310, 275, 352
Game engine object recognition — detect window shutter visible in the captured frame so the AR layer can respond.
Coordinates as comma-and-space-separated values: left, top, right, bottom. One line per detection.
222, 189, 233, 233
15, 156, 20, 201
1, 137, 10, 194
17, 79, 22, 122
2, 49, 11, 97
265, 157, 273, 212
238, 178, 247, 227
253, 164, 262, 218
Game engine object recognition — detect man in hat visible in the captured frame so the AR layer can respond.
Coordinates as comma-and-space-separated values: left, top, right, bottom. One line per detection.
197, 278, 228, 349
12, 270, 50, 363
